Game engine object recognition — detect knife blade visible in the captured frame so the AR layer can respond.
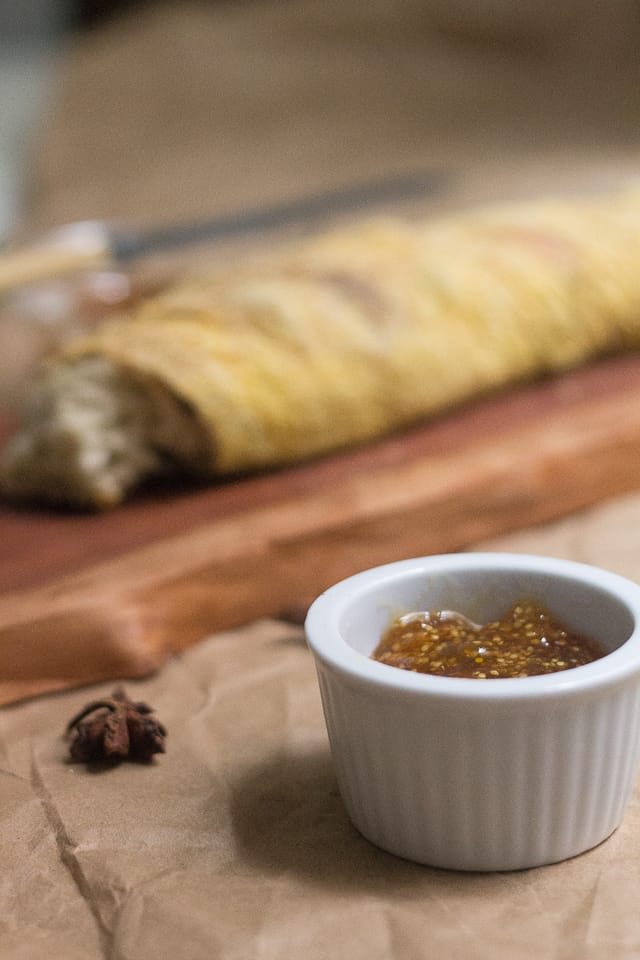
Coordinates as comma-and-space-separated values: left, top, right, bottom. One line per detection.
0, 170, 448, 295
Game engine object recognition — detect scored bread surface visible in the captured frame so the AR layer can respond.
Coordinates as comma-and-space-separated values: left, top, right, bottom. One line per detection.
4, 189, 640, 507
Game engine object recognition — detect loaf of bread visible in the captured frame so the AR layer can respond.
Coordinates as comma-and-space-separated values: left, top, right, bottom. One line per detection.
4, 189, 640, 508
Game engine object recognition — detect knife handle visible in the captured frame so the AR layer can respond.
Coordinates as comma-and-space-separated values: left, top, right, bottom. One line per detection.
0, 221, 112, 295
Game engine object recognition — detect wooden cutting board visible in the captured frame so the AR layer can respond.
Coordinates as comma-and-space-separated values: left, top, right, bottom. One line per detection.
2, 352, 640, 704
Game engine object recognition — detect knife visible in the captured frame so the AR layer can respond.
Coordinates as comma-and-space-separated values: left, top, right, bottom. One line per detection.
0, 170, 447, 295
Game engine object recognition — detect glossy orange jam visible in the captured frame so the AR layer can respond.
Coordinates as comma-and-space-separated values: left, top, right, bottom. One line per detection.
372, 598, 607, 679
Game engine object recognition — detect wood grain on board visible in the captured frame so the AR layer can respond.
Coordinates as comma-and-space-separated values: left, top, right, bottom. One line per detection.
1, 352, 640, 704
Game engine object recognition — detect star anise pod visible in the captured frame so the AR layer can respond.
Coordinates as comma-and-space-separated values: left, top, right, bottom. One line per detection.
66, 687, 167, 764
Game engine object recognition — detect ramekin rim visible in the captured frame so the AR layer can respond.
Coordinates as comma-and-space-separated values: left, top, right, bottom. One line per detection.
304, 552, 640, 700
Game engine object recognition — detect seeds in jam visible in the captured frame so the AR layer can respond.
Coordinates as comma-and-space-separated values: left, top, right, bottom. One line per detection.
371, 598, 607, 679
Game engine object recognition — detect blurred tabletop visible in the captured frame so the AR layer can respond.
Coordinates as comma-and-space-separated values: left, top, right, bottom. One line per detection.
5, 1, 640, 957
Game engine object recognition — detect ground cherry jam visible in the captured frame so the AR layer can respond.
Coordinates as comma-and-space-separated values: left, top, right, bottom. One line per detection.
371, 598, 607, 679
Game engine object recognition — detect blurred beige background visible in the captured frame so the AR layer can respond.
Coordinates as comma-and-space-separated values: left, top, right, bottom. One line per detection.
6, 0, 640, 235
1, 0, 638, 410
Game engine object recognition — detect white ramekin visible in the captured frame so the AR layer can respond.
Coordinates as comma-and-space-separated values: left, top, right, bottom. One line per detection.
305, 553, 640, 871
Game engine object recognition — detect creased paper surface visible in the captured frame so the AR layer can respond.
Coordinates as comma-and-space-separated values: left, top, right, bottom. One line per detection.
4, 496, 640, 958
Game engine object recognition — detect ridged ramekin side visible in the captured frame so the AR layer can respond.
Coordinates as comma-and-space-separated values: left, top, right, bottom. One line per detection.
315, 665, 640, 872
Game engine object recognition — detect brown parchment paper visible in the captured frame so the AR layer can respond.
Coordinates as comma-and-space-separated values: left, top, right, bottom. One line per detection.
4, 493, 640, 959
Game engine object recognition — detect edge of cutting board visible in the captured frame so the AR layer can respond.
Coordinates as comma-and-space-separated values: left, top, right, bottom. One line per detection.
1, 353, 640, 703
